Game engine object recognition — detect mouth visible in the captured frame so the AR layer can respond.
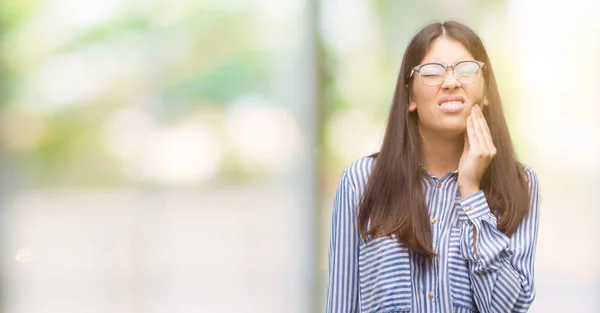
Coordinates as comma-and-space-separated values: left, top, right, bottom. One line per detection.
438, 96, 466, 113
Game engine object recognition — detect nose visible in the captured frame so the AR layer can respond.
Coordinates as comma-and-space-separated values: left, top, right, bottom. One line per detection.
441, 69, 460, 90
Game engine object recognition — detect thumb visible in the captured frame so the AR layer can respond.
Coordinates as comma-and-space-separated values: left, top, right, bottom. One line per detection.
462, 132, 470, 155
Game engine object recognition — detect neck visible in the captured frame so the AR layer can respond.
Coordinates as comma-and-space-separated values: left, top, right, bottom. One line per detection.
419, 126, 464, 178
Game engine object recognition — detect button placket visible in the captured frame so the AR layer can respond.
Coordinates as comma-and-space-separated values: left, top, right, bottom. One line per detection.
430, 179, 443, 310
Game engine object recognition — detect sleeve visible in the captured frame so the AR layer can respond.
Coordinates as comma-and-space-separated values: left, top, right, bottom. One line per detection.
455, 168, 540, 313
326, 169, 361, 313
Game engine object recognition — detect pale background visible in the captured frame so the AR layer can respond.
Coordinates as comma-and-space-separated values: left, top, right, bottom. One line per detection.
0, 0, 598, 312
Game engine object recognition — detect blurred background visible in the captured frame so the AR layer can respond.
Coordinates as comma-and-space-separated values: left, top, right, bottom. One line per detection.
0, 0, 599, 312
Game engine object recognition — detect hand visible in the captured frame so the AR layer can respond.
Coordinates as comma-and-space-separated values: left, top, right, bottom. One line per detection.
458, 105, 496, 197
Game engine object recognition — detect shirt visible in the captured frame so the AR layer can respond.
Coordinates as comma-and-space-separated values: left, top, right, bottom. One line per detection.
326, 156, 540, 313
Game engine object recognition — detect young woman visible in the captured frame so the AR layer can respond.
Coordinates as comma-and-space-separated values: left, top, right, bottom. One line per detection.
326, 21, 540, 313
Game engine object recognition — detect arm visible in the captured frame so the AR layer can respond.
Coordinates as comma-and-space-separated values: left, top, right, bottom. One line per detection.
326, 169, 361, 313
456, 168, 540, 313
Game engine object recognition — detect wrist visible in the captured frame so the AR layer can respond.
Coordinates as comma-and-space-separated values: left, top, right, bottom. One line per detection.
459, 185, 480, 198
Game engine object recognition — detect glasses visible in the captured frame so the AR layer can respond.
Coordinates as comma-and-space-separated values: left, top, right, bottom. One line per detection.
409, 60, 485, 87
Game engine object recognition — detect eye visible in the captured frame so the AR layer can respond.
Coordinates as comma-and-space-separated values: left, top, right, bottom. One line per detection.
455, 61, 480, 76
419, 64, 444, 77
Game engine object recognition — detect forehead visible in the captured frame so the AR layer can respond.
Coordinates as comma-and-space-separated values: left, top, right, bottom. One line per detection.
421, 37, 474, 64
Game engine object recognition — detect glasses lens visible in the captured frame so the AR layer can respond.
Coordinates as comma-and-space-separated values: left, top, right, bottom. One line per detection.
454, 61, 481, 84
419, 64, 445, 86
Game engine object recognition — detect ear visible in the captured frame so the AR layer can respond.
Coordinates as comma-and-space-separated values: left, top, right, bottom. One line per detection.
409, 100, 417, 112
406, 85, 417, 112
482, 96, 489, 106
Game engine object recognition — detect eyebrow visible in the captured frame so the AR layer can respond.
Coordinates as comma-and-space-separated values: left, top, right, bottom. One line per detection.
421, 58, 474, 64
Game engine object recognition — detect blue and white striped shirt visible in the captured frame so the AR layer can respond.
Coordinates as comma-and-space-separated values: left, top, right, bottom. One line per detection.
326, 156, 540, 313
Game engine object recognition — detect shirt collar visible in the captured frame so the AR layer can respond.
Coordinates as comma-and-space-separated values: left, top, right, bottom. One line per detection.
419, 164, 458, 180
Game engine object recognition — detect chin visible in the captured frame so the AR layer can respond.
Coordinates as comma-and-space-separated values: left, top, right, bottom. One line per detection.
437, 123, 467, 137
442, 117, 468, 131
419, 116, 467, 137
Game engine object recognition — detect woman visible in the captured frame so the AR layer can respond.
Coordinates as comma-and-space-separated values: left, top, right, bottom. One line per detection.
326, 21, 540, 313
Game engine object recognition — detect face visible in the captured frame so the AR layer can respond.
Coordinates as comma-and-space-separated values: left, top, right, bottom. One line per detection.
408, 37, 486, 137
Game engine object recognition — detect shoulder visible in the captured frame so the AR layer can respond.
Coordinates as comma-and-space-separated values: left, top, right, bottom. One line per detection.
340, 156, 377, 194
519, 164, 539, 186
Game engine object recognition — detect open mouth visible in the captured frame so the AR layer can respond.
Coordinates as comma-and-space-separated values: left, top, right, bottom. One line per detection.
438, 96, 465, 113
439, 101, 464, 108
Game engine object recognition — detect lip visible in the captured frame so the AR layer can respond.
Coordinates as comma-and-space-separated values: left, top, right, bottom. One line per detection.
438, 96, 465, 105
438, 96, 466, 113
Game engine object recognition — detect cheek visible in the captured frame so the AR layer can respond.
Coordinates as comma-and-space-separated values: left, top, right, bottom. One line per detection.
465, 84, 484, 101
476, 81, 486, 97
412, 85, 437, 103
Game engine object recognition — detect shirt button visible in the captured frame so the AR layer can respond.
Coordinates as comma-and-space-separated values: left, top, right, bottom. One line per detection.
436, 182, 442, 188
431, 218, 437, 224
466, 206, 473, 212
428, 292, 434, 300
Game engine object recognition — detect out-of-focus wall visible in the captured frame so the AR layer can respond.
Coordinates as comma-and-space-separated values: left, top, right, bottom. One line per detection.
1, 1, 318, 312
506, 1, 600, 311
0, 0, 598, 312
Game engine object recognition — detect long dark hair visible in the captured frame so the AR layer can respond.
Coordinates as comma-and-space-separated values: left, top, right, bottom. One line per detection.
357, 21, 530, 258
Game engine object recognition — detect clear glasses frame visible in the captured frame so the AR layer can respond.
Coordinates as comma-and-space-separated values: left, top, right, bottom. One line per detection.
409, 60, 485, 87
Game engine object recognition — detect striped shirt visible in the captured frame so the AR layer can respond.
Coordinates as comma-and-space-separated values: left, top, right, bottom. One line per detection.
326, 156, 540, 313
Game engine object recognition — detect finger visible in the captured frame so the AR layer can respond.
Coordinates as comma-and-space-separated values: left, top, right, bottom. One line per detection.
476, 106, 492, 138
470, 106, 487, 153
475, 106, 496, 154
463, 132, 470, 153
466, 114, 479, 150
473, 106, 491, 150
